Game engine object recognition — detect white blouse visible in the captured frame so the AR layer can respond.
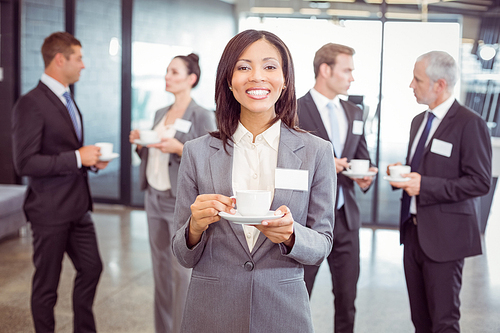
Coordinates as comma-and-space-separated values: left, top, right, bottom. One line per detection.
232, 120, 281, 251
146, 114, 177, 191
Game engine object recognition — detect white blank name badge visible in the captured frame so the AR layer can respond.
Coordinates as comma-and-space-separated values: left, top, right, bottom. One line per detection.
174, 118, 192, 133
352, 120, 364, 135
275, 168, 309, 191
430, 138, 453, 157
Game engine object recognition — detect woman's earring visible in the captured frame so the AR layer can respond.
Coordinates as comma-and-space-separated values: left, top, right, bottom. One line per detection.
283, 85, 287, 90
229, 86, 233, 91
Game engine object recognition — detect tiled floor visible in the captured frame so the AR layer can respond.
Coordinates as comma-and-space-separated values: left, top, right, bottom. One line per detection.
1, 187, 500, 333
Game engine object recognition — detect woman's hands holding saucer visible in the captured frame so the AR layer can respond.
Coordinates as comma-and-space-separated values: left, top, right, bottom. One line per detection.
254, 205, 295, 248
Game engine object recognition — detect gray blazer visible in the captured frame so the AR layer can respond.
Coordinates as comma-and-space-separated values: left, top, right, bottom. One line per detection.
172, 123, 335, 333
137, 99, 216, 196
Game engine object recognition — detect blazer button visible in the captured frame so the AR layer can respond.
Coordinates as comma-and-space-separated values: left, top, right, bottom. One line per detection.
244, 261, 254, 271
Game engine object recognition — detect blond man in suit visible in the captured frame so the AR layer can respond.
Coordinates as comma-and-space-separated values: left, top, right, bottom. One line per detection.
298, 43, 378, 333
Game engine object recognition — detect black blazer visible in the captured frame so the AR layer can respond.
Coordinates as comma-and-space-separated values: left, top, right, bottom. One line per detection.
403, 100, 491, 262
12, 81, 92, 225
297, 91, 373, 231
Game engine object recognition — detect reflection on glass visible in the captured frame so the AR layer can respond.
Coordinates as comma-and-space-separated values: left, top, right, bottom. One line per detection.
76, 0, 122, 200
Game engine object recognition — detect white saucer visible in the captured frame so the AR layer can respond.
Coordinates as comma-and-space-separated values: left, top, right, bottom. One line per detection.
218, 211, 283, 224
341, 170, 377, 179
134, 139, 161, 145
99, 152, 119, 162
383, 175, 411, 182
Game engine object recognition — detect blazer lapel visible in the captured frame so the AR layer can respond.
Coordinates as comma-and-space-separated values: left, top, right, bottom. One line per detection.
303, 92, 330, 142
252, 124, 304, 253
421, 100, 459, 158
208, 137, 253, 255
406, 112, 425, 164
39, 82, 81, 144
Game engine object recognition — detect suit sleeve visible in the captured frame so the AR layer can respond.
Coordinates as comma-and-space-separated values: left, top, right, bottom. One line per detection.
12, 95, 78, 177
172, 140, 206, 268
419, 116, 492, 205
282, 140, 335, 266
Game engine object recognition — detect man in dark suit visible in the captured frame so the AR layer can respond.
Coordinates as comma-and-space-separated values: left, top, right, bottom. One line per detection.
298, 43, 378, 333
388, 51, 492, 332
12, 32, 108, 333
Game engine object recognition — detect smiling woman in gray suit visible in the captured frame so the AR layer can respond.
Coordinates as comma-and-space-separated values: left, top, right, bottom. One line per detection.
172, 30, 336, 333
129, 54, 215, 333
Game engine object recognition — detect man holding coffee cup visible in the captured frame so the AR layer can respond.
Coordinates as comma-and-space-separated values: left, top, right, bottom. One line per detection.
12, 32, 108, 332
298, 43, 378, 333
387, 51, 491, 332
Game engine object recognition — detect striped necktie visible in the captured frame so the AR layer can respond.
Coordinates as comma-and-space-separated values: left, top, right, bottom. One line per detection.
327, 102, 344, 209
63, 91, 82, 142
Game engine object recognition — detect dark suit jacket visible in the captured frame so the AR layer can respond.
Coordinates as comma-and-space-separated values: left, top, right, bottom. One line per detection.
297, 91, 372, 231
137, 99, 216, 197
403, 100, 491, 262
12, 81, 92, 225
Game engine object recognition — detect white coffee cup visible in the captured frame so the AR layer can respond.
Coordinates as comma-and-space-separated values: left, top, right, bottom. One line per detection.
95, 142, 113, 157
349, 159, 369, 174
140, 130, 159, 143
389, 165, 411, 179
235, 190, 272, 216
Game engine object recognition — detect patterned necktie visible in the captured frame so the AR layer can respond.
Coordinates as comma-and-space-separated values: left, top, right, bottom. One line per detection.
327, 102, 344, 209
63, 91, 82, 142
400, 112, 436, 223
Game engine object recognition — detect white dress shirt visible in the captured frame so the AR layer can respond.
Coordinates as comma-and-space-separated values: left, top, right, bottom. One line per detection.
409, 95, 455, 214
232, 120, 281, 252
146, 114, 177, 191
309, 88, 348, 152
40, 73, 83, 168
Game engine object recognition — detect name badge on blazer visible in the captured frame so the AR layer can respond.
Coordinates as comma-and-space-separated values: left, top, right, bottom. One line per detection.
174, 119, 192, 133
352, 120, 364, 135
430, 138, 453, 157
275, 168, 309, 191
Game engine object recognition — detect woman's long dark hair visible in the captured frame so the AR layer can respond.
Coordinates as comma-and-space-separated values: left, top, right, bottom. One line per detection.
211, 30, 299, 151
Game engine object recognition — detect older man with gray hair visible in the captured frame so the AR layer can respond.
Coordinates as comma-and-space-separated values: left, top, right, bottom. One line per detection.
387, 51, 491, 332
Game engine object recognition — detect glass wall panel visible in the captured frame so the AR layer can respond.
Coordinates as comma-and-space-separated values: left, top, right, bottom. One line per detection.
131, 0, 236, 206
239, 17, 382, 223
378, 22, 461, 226
21, 0, 64, 94
75, 0, 122, 200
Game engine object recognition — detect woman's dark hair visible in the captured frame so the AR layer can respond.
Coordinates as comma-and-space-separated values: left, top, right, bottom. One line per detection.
211, 29, 298, 150
174, 53, 201, 88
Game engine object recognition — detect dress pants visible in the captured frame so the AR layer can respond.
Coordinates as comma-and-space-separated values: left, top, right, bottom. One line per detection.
30, 212, 103, 333
304, 206, 360, 333
145, 186, 191, 333
403, 220, 464, 333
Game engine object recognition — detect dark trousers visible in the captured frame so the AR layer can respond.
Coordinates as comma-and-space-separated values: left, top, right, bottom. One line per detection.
304, 207, 360, 333
30, 212, 103, 333
403, 221, 464, 333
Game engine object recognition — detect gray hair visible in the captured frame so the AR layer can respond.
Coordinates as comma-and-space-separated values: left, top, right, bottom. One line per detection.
417, 51, 458, 92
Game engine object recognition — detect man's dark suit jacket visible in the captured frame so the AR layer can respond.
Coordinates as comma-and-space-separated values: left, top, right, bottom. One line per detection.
403, 100, 491, 262
297, 91, 372, 231
12, 81, 92, 225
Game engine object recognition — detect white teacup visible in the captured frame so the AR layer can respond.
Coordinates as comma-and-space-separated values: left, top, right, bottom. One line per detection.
235, 190, 272, 216
348, 159, 369, 174
140, 130, 159, 143
95, 142, 113, 157
389, 165, 411, 179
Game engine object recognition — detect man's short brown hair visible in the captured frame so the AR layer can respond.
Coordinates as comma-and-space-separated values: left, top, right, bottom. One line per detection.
313, 43, 355, 78
41, 32, 81, 68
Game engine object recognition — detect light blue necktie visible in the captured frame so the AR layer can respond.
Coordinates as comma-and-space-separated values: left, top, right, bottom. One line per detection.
327, 102, 344, 209
63, 91, 82, 142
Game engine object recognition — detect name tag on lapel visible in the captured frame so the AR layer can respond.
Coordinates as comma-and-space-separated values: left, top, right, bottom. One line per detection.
430, 138, 453, 157
352, 120, 364, 135
275, 168, 309, 191
174, 119, 192, 133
